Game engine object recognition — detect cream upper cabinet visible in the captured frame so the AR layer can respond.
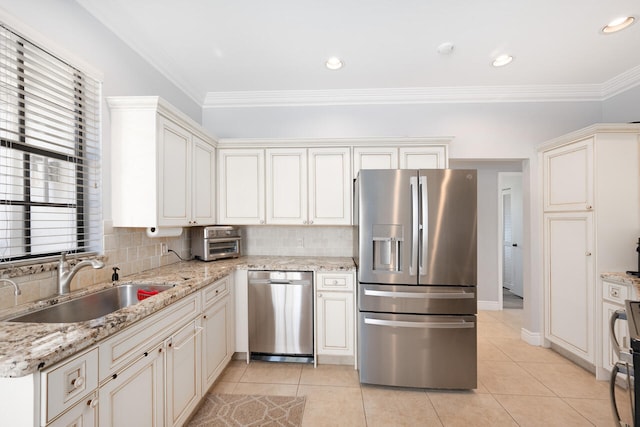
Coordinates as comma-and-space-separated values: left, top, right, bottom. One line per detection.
539, 124, 640, 369
399, 146, 448, 169
266, 148, 308, 224
108, 96, 218, 229
218, 149, 265, 224
543, 137, 594, 212
158, 116, 191, 226
353, 145, 448, 179
308, 147, 351, 225
353, 147, 398, 177
220, 146, 351, 225
192, 135, 216, 225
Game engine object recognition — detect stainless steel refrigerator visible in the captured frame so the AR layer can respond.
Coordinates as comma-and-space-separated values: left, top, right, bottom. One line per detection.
354, 169, 477, 389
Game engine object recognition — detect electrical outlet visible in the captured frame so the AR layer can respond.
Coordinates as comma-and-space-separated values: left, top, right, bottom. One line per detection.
160, 243, 168, 255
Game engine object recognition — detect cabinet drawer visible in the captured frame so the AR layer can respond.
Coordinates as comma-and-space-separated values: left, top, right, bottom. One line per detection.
203, 276, 230, 308
317, 272, 354, 291
603, 280, 630, 304
99, 292, 200, 381
41, 347, 98, 424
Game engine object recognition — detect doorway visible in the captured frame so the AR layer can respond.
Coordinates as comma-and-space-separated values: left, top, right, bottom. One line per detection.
499, 172, 523, 310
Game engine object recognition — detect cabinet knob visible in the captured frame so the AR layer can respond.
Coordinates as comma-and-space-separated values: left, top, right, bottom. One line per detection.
259, 220, 265, 224
586, 252, 592, 256
309, 220, 314, 225
586, 205, 593, 210
87, 398, 98, 408
72, 377, 84, 389
333, 280, 338, 285
303, 220, 307, 225
318, 293, 323, 298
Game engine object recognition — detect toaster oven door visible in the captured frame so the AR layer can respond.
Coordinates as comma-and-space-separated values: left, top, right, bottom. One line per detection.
203, 237, 240, 260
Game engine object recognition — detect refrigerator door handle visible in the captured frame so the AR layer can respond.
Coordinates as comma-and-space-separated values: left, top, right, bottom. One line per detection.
419, 175, 428, 276
364, 289, 474, 299
410, 176, 419, 276
364, 317, 475, 329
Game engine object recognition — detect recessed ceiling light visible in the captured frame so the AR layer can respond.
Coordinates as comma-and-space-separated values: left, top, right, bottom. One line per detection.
492, 54, 513, 67
602, 16, 635, 34
325, 57, 344, 70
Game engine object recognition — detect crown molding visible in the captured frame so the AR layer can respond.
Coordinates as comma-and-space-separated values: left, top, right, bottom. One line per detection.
203, 85, 606, 108
204, 66, 640, 108
216, 136, 452, 149
601, 64, 640, 99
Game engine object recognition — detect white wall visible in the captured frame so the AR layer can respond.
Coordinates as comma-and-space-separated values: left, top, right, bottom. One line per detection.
603, 85, 640, 123
0, 0, 201, 307
0, 0, 202, 222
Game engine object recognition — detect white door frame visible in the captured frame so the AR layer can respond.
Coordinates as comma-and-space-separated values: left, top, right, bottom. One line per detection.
498, 172, 523, 309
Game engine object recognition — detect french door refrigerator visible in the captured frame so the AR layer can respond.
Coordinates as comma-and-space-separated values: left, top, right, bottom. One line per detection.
354, 169, 477, 389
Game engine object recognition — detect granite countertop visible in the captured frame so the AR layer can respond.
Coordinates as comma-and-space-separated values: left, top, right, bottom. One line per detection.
601, 272, 640, 292
0, 256, 355, 378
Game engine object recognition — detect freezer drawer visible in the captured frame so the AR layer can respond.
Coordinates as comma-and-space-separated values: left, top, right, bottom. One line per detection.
358, 312, 477, 389
359, 283, 476, 315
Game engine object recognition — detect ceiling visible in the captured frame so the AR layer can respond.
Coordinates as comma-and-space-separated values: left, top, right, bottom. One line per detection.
75, 0, 640, 105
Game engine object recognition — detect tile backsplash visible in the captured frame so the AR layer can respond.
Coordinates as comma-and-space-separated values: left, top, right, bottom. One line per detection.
0, 221, 190, 310
0, 223, 354, 310
241, 225, 353, 257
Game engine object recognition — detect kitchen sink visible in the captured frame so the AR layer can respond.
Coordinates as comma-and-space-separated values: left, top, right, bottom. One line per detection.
6, 284, 175, 323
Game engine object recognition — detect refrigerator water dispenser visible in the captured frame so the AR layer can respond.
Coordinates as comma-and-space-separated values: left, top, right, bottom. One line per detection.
373, 224, 403, 272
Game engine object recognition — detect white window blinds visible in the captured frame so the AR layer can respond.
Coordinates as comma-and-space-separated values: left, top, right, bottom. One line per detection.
0, 24, 101, 263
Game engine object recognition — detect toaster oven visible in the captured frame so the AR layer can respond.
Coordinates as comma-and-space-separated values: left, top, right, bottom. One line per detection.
191, 226, 241, 261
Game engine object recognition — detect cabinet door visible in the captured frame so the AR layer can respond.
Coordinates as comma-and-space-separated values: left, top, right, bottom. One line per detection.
99, 343, 164, 427
158, 117, 191, 226
192, 135, 216, 225
266, 148, 308, 224
544, 212, 595, 362
543, 138, 594, 212
218, 149, 265, 224
48, 392, 98, 427
166, 319, 202, 427
353, 147, 398, 178
308, 147, 351, 225
399, 146, 447, 169
202, 297, 230, 393
317, 291, 354, 356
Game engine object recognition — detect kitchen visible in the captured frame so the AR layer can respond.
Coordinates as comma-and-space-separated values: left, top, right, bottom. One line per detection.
0, 0, 639, 426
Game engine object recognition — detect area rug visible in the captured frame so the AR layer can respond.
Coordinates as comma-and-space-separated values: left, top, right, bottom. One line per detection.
186, 393, 306, 427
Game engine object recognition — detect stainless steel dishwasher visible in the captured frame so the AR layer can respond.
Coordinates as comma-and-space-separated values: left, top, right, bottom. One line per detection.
248, 270, 313, 362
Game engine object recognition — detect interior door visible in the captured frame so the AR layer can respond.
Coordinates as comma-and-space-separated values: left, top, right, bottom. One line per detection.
502, 189, 515, 291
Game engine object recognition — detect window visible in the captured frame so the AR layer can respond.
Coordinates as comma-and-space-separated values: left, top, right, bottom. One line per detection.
0, 24, 101, 263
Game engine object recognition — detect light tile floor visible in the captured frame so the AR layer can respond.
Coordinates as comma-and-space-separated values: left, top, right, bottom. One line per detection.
204, 309, 632, 426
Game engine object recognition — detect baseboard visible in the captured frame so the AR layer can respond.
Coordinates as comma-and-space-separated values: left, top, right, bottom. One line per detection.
478, 300, 501, 311
521, 328, 543, 346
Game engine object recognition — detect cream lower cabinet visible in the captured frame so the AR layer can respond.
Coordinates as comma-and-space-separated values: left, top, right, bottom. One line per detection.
315, 272, 356, 363
7, 276, 236, 427
544, 212, 594, 362
166, 319, 202, 427
99, 342, 165, 427
540, 124, 640, 369
201, 276, 235, 394
49, 392, 98, 427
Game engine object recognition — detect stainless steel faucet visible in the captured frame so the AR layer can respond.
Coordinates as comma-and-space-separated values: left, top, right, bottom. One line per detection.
57, 252, 105, 295
0, 278, 21, 296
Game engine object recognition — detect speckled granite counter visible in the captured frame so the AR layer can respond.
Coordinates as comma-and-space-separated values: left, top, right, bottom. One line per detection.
0, 256, 355, 378
602, 272, 640, 293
